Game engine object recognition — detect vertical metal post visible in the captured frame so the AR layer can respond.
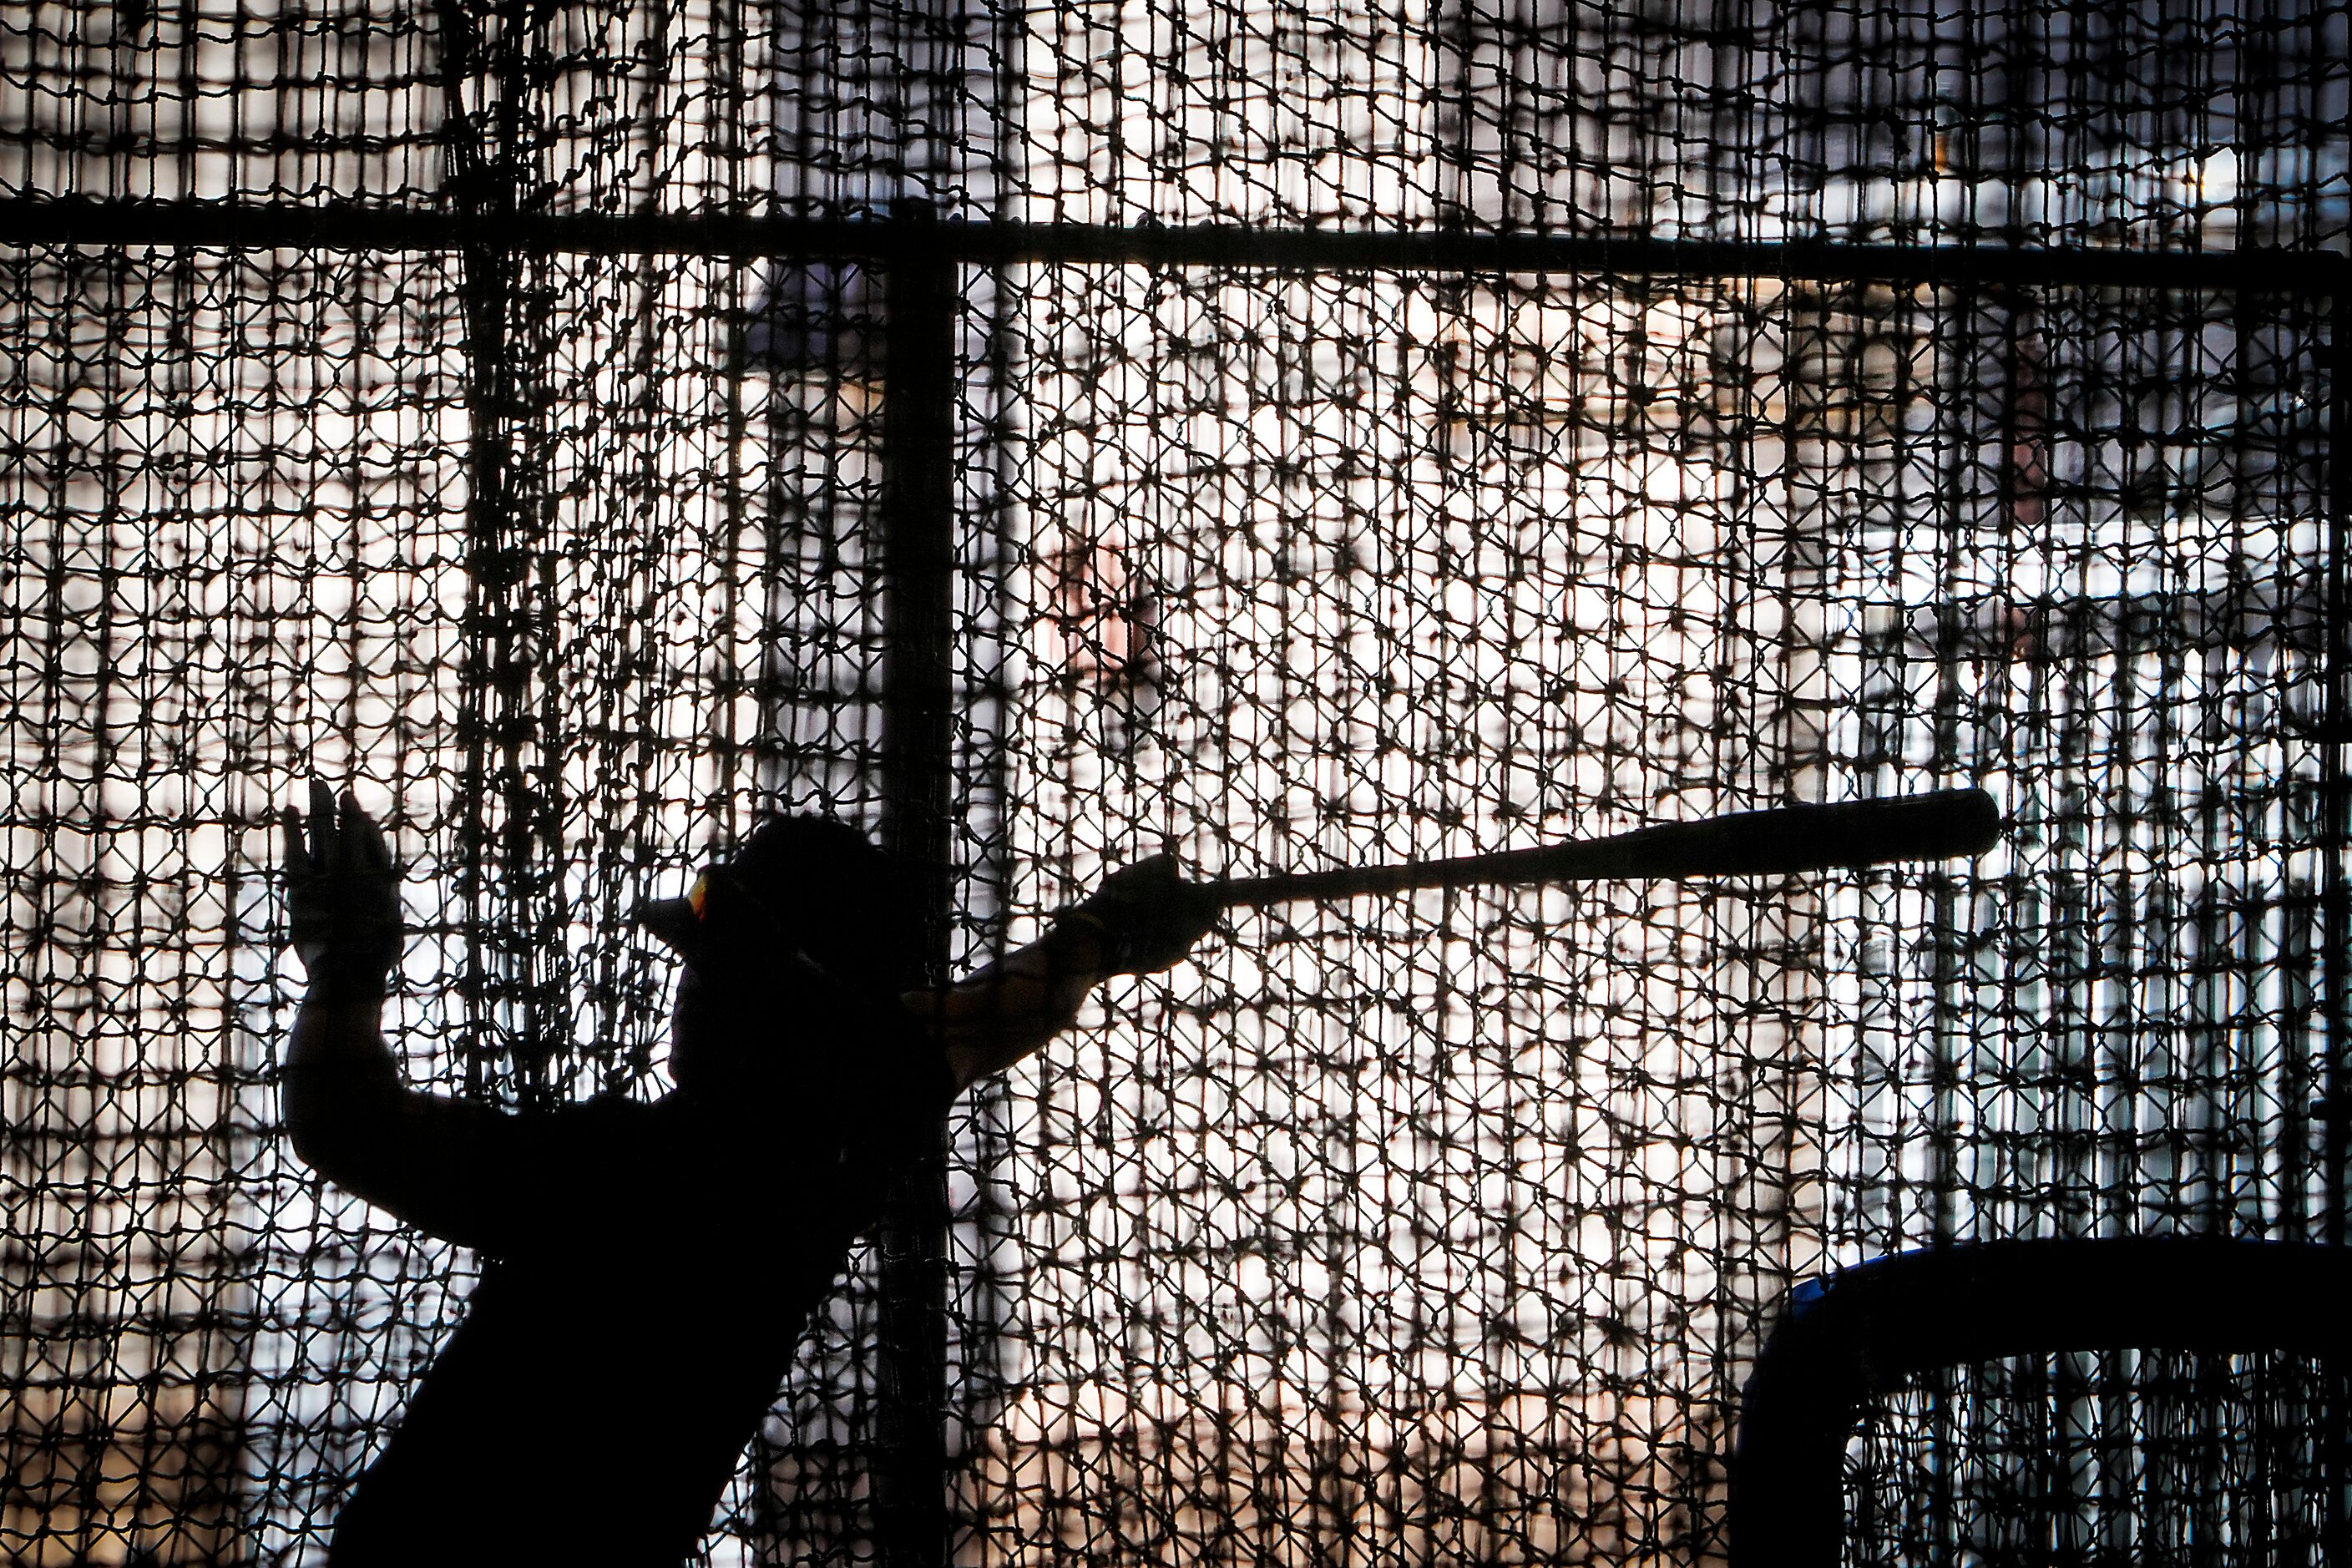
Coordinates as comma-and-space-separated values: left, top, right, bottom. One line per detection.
2324, 282, 2349, 1247
2322, 279, 2350, 1568
874, 197, 957, 1568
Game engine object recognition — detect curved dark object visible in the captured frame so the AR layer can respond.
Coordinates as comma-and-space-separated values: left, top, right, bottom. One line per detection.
1731, 1238, 2352, 1567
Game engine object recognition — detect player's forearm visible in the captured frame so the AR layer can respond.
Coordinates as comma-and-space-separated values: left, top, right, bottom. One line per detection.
277, 785, 531, 1251
283, 984, 525, 1248
282, 982, 407, 1180
920, 923, 1110, 1090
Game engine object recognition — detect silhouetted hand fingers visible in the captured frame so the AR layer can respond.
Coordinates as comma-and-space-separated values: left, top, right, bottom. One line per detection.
282, 778, 402, 994
340, 791, 394, 877
308, 778, 339, 871
354, 810, 394, 875
281, 806, 314, 883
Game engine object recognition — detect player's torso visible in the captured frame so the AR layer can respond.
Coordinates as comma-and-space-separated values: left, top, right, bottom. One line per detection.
326, 1097, 874, 1565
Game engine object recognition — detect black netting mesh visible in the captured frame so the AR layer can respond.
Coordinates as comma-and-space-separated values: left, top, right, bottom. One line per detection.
1851, 1351, 2347, 1566
3, 0, 2346, 1563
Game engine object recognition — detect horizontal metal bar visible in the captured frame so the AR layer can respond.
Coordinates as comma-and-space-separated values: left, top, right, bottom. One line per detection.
4, 196, 2347, 291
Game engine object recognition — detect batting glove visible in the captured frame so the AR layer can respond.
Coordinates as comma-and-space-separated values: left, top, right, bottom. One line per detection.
1056, 852, 1220, 975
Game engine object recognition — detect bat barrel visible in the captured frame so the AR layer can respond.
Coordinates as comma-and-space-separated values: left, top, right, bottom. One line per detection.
1206, 788, 2001, 908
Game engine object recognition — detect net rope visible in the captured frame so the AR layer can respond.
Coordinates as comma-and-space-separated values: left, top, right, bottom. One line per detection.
2, 0, 2346, 1562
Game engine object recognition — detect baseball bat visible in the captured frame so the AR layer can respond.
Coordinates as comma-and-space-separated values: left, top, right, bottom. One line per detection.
1201, 788, 2001, 908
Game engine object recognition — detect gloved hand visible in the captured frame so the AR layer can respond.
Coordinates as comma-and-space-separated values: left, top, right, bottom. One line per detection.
281, 779, 402, 999
1055, 852, 1220, 975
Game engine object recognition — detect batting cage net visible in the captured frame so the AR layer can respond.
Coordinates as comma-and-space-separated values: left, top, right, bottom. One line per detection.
3, 0, 2346, 1562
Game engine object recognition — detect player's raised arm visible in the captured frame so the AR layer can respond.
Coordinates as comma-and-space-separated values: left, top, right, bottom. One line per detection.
914, 853, 1222, 1090
280, 781, 524, 1251
280, 778, 404, 1159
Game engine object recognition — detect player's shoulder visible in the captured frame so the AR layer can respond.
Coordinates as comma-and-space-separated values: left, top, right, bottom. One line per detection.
509, 1090, 727, 1231
508, 1086, 666, 1159
534, 1086, 663, 1123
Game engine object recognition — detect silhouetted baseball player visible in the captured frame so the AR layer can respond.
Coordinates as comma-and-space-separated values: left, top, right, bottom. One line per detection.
280, 781, 1214, 1565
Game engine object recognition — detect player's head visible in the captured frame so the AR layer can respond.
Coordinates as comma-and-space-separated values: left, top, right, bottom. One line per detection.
635, 815, 923, 1089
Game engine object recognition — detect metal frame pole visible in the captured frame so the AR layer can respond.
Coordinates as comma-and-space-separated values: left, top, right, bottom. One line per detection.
874, 197, 958, 1568
2321, 279, 2349, 1568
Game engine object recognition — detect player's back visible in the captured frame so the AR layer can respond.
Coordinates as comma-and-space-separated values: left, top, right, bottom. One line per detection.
322, 1090, 870, 1566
